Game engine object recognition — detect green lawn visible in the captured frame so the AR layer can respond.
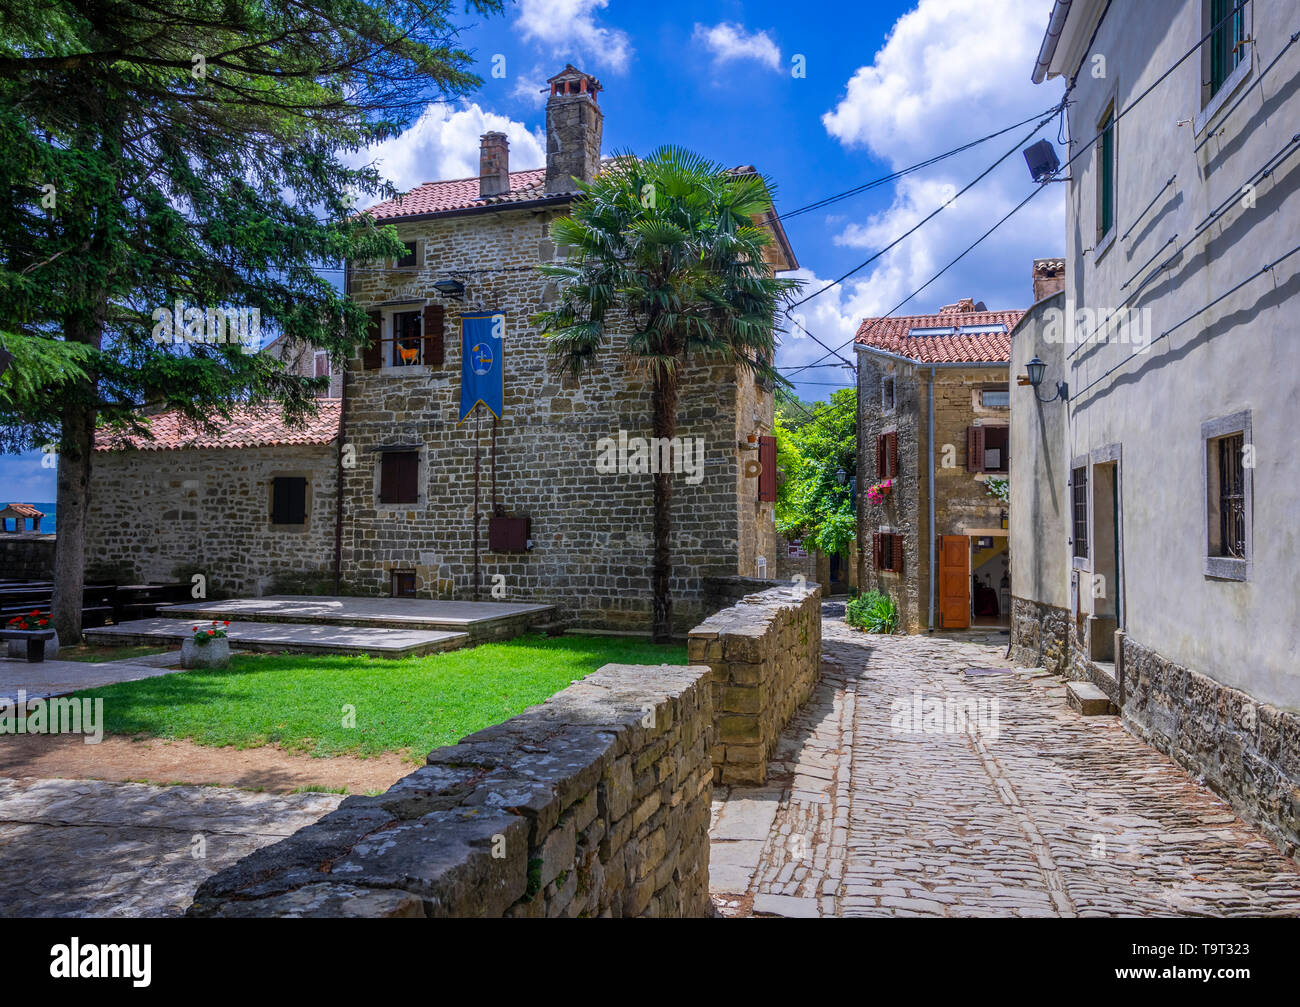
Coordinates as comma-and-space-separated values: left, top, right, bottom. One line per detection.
73, 634, 686, 759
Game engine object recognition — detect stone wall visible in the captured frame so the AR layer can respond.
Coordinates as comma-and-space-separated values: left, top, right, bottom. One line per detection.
342, 204, 766, 634
1120, 634, 1300, 861
0, 535, 55, 581
687, 583, 822, 785
187, 661, 714, 917
85, 443, 338, 597
1008, 595, 1070, 677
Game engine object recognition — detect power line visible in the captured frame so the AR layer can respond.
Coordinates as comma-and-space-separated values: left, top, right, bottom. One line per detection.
779, 106, 1061, 220
782, 0, 1259, 378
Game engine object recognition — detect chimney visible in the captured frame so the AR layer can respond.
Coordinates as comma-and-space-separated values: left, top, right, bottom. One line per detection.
479, 131, 510, 198
939, 297, 978, 314
1033, 258, 1066, 300
544, 65, 604, 194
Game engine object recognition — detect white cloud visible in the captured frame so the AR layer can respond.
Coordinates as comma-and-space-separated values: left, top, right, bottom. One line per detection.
511, 68, 549, 108
350, 102, 545, 198
810, 0, 1066, 328
515, 0, 633, 74
692, 22, 782, 72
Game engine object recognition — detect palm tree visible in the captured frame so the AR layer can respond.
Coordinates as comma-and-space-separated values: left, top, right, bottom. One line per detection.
535, 147, 798, 643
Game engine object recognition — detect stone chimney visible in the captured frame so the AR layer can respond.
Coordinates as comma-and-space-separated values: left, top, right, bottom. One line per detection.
544, 65, 604, 194
479, 131, 510, 198
1033, 258, 1066, 300
939, 297, 983, 314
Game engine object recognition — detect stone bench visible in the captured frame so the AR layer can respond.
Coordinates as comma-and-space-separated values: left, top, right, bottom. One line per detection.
0, 629, 57, 662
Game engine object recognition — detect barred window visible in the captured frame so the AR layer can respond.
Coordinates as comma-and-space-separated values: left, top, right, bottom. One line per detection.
1211, 433, 1246, 558
1071, 466, 1088, 559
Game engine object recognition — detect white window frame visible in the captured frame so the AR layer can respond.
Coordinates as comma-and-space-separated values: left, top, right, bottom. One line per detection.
1202, 410, 1252, 581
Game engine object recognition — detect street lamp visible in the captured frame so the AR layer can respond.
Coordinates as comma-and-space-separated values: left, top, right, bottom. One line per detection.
835, 467, 847, 485
1024, 356, 1068, 403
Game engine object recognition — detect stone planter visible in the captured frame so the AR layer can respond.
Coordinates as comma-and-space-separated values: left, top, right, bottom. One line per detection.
182, 636, 231, 669
7, 630, 58, 660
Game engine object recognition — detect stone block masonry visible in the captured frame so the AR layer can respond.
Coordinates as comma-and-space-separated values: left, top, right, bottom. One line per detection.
688, 583, 822, 785
187, 662, 714, 917
0, 535, 55, 581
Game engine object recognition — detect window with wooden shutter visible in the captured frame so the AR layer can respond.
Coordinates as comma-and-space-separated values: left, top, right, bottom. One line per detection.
758, 435, 777, 501
890, 533, 904, 573
362, 311, 382, 370
423, 303, 445, 367
270, 477, 307, 525
380, 450, 419, 504
966, 426, 986, 473
886, 431, 898, 478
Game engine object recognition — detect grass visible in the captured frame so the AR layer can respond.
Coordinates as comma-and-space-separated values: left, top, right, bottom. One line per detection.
55, 644, 174, 663
71, 634, 686, 759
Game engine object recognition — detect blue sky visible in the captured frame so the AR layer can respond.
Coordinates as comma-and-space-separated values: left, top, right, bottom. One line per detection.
4, 0, 1066, 502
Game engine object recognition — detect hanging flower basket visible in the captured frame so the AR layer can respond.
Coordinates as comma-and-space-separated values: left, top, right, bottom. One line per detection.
866, 479, 894, 505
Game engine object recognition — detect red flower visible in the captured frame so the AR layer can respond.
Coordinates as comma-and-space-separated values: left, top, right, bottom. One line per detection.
223, 621, 230, 627
192, 626, 198, 631
207, 629, 215, 636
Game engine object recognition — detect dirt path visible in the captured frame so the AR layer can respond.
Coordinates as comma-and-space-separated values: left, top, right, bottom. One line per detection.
0, 734, 415, 794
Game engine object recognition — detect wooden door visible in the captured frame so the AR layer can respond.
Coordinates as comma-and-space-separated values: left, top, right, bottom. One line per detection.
938, 535, 970, 629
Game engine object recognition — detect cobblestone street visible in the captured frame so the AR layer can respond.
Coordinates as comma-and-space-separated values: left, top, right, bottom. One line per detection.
710, 607, 1300, 918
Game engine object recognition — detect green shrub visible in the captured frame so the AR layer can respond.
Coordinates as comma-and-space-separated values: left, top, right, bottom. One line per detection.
846, 590, 899, 633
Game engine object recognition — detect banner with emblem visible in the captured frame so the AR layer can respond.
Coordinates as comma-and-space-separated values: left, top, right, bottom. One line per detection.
458, 310, 505, 422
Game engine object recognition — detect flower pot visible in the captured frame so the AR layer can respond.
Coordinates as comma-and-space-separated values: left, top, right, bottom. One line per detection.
7, 631, 58, 660
182, 636, 231, 669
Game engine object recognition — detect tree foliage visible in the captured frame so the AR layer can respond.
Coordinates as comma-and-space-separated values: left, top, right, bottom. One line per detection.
775, 386, 856, 555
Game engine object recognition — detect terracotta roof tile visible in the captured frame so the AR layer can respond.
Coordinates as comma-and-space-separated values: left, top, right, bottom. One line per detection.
854, 307, 1025, 364
0, 503, 43, 518
95, 400, 341, 452
363, 168, 551, 221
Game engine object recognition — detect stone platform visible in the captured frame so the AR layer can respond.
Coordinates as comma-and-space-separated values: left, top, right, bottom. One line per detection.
157, 595, 555, 642
84, 618, 468, 659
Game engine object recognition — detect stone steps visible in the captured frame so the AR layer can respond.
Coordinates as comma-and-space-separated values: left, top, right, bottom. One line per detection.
1066, 680, 1118, 716
84, 618, 469, 659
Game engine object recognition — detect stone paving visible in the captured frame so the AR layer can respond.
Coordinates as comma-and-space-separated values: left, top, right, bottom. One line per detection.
0, 778, 342, 917
711, 606, 1300, 918
0, 652, 182, 703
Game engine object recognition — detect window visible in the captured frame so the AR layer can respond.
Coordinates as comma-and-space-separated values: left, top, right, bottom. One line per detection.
881, 375, 896, 413
982, 427, 1009, 473
980, 387, 1010, 409
392, 570, 417, 597
1204, 411, 1252, 579
362, 304, 444, 371
1071, 466, 1089, 559
379, 450, 420, 504
271, 477, 307, 525
876, 431, 898, 479
873, 531, 903, 572
1208, 0, 1246, 99
395, 240, 418, 269
313, 350, 330, 378
1097, 104, 1116, 242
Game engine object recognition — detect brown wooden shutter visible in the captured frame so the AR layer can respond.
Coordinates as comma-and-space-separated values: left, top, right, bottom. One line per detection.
395, 452, 419, 503
873, 532, 882, 570
891, 533, 904, 573
423, 303, 445, 366
966, 425, 985, 473
379, 451, 397, 503
758, 435, 777, 501
886, 431, 899, 478
363, 311, 382, 370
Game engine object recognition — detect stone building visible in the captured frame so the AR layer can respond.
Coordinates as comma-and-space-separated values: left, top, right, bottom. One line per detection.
85, 65, 798, 634
1019, 0, 1300, 855
855, 298, 1025, 633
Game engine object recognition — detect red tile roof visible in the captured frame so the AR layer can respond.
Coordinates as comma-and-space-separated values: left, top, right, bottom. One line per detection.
0, 503, 43, 518
364, 168, 550, 220
95, 400, 341, 452
854, 306, 1024, 364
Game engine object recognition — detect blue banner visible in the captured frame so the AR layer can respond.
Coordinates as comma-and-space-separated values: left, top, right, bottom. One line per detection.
459, 311, 505, 422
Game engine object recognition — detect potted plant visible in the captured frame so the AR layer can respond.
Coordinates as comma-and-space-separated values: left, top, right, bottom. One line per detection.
866, 478, 894, 505
181, 620, 232, 669
6, 611, 58, 659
